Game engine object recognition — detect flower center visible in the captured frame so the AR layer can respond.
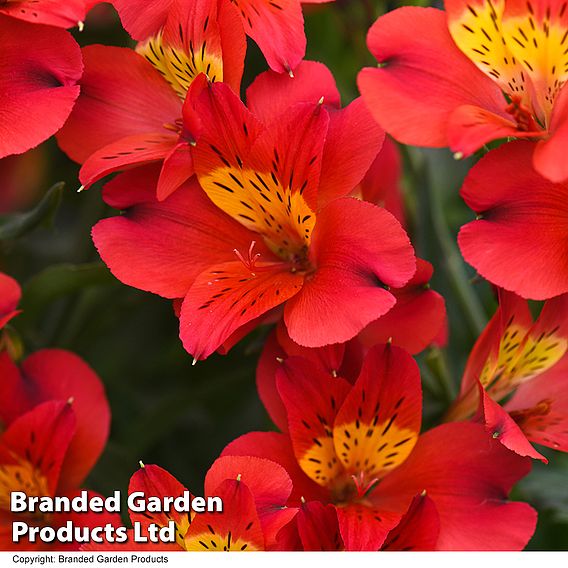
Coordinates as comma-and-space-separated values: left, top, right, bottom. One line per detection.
505, 94, 542, 132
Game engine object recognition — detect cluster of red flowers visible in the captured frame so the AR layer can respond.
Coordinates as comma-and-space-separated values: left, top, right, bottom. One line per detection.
2, 0, 568, 553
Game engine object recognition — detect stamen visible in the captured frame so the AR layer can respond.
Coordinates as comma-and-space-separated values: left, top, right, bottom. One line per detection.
351, 472, 380, 499
234, 241, 261, 276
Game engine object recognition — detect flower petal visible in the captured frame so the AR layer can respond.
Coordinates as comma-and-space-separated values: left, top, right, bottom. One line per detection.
185, 478, 265, 551
0, 16, 82, 159
459, 140, 568, 299
317, 98, 385, 208
0, 0, 86, 28
93, 168, 261, 299
358, 7, 505, 147
57, 45, 181, 164
276, 356, 351, 487
0, 272, 21, 330
373, 422, 536, 550
179, 260, 303, 360
382, 494, 440, 551
128, 464, 191, 547
333, 345, 422, 481
359, 259, 447, 354
204, 455, 296, 549
235, 0, 306, 73
246, 60, 340, 124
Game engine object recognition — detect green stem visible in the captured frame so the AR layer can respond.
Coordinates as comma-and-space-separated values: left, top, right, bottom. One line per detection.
406, 150, 487, 338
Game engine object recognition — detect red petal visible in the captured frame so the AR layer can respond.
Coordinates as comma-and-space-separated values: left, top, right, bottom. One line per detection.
373, 422, 536, 550
0, 401, 75, 496
0, 272, 21, 329
336, 504, 401, 551
448, 105, 540, 157
246, 60, 340, 124
236, 0, 305, 73
110, 0, 172, 39
221, 431, 328, 504
0, 0, 85, 28
479, 383, 546, 461
317, 98, 385, 208
0, 16, 82, 159
358, 7, 505, 147
333, 344, 422, 480
0, 353, 26, 422
296, 502, 342, 551
359, 136, 406, 227
276, 356, 351, 487
185, 479, 265, 551
459, 140, 568, 299
18, 350, 110, 489
93, 171, 261, 299
79, 133, 177, 190
179, 260, 303, 360
57, 46, 181, 164
193, 82, 325, 245
156, 141, 195, 201
284, 198, 415, 347
359, 259, 447, 354
256, 331, 290, 432
505, 355, 568, 453
382, 494, 440, 551
534, 84, 568, 182
128, 464, 191, 544
256, 326, 355, 432
204, 455, 295, 549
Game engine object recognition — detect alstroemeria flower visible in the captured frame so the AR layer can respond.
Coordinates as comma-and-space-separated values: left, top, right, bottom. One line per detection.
0, 0, 89, 28
93, 63, 414, 360
0, 15, 82, 160
256, 282, 447, 437
87, 458, 295, 551
358, 0, 568, 183
458, 141, 568, 299
57, 0, 246, 200
224, 344, 537, 551
0, 349, 113, 550
111, 0, 333, 74
446, 290, 568, 461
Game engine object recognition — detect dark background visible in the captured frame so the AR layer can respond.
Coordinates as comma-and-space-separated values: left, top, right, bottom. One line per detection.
1, 0, 566, 549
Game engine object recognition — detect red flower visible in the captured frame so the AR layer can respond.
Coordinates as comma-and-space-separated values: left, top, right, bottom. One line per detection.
446, 289, 568, 460
87, 459, 295, 551
57, 0, 246, 200
92, 65, 415, 360
256, 280, 447, 436
0, 349, 113, 550
0, 0, 88, 28
0, 15, 82, 160
459, 141, 568, 299
110, 0, 334, 74
224, 344, 537, 550
358, 1, 568, 182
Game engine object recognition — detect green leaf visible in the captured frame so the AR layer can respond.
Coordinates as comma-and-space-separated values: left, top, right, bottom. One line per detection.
519, 458, 568, 523
0, 182, 64, 240
20, 262, 115, 318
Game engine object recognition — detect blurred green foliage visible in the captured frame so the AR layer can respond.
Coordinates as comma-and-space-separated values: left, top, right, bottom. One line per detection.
0, 0, 566, 550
